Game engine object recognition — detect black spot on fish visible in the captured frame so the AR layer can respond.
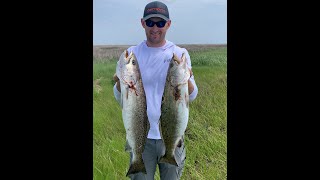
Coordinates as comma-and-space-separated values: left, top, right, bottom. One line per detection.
174, 86, 180, 101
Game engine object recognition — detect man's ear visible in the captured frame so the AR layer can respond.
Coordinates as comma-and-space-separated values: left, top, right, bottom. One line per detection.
166, 20, 171, 28
141, 18, 145, 28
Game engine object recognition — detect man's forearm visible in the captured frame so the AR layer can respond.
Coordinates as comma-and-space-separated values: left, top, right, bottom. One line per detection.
113, 73, 121, 92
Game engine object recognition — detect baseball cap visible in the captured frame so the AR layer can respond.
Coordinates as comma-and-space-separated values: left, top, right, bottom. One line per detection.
142, 1, 170, 21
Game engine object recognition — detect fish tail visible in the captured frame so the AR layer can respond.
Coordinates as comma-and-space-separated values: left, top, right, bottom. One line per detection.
159, 154, 178, 166
126, 159, 147, 177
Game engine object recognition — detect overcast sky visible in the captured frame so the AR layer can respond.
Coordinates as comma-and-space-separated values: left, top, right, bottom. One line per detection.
93, 0, 227, 45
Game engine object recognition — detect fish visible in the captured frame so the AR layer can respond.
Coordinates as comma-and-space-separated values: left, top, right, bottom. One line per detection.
159, 53, 190, 166
116, 50, 149, 176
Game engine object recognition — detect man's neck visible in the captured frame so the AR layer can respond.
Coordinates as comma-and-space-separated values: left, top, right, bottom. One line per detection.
146, 40, 166, 47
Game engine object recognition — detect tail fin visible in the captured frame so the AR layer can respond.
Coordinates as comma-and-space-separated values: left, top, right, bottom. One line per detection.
126, 160, 147, 177
159, 154, 178, 166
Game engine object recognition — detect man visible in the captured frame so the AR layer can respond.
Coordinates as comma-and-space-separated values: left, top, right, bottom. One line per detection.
113, 1, 198, 179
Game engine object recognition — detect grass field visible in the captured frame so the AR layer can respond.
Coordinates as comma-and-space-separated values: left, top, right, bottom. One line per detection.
93, 46, 227, 180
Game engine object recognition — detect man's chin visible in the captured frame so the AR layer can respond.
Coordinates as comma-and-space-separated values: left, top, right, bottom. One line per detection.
151, 36, 160, 41
149, 39, 160, 44
147, 36, 164, 45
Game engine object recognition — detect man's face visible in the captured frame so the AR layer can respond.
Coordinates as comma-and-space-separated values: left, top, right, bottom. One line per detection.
141, 17, 171, 46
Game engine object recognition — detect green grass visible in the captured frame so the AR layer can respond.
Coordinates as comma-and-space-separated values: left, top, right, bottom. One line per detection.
93, 47, 227, 180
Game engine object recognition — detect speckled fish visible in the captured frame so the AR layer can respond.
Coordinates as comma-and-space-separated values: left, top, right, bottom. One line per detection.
159, 53, 190, 166
116, 50, 149, 176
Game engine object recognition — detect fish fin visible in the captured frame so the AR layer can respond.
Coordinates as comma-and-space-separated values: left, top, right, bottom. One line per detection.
125, 140, 132, 152
126, 159, 147, 177
159, 154, 178, 166
173, 53, 180, 65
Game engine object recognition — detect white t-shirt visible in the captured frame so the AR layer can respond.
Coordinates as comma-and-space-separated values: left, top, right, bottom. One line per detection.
113, 40, 198, 139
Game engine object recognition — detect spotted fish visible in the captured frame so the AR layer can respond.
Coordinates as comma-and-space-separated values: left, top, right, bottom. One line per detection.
159, 53, 190, 166
116, 50, 149, 176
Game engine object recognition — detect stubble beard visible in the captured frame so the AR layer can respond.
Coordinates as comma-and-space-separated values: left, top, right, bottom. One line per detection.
147, 31, 166, 46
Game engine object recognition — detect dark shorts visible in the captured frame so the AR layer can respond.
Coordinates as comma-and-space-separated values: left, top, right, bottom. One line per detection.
128, 138, 186, 180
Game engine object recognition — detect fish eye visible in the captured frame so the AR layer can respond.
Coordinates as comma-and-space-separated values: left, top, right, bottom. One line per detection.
132, 60, 136, 65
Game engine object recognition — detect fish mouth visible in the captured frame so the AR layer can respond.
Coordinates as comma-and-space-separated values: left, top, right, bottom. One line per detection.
172, 53, 182, 65
127, 80, 136, 89
120, 76, 137, 88
119, 75, 140, 96
173, 58, 181, 65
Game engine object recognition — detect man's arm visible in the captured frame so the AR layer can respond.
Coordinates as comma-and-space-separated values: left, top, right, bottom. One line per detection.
187, 68, 198, 102
113, 73, 121, 105
188, 68, 194, 94
188, 79, 194, 94
184, 48, 198, 102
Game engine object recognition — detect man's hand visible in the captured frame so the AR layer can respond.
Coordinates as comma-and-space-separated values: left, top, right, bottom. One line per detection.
188, 68, 194, 95
113, 73, 119, 82
113, 73, 121, 92
188, 68, 193, 79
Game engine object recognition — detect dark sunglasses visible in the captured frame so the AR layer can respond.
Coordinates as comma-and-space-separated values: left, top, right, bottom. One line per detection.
145, 19, 167, 28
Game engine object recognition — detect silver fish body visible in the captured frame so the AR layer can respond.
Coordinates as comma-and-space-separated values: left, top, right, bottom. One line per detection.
116, 50, 149, 176
159, 53, 190, 166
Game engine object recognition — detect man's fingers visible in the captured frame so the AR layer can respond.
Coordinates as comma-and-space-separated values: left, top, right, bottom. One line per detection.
189, 68, 193, 78
113, 73, 119, 82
